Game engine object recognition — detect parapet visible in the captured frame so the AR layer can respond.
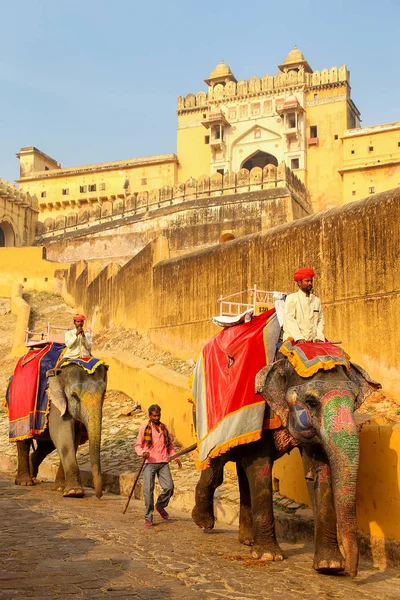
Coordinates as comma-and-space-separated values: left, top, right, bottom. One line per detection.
36, 162, 311, 236
0, 178, 38, 212
178, 65, 349, 110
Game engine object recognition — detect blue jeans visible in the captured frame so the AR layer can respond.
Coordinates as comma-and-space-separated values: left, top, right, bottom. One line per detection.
142, 462, 174, 521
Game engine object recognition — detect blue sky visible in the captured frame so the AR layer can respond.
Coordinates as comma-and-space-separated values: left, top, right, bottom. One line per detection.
0, 0, 399, 183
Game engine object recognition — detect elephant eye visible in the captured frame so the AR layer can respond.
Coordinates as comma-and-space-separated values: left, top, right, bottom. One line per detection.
305, 394, 319, 408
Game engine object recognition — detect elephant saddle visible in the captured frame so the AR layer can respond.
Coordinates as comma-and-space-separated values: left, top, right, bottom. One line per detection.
5, 342, 65, 441
279, 339, 350, 377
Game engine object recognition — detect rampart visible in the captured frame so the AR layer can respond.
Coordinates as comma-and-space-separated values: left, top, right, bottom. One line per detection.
178, 65, 349, 110
0, 178, 39, 246
35, 163, 310, 264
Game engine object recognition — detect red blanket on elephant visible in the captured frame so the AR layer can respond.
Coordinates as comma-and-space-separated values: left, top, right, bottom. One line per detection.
5, 343, 65, 441
279, 339, 350, 377
192, 309, 281, 470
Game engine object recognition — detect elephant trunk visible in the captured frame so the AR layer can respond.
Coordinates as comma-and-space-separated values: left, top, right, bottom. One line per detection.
320, 392, 360, 578
79, 382, 105, 499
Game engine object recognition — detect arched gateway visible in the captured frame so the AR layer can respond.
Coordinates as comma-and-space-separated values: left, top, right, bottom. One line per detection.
0, 221, 15, 247
241, 151, 278, 171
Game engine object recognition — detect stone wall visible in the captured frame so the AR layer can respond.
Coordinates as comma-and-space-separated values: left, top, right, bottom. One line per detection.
65, 187, 400, 401
36, 164, 311, 264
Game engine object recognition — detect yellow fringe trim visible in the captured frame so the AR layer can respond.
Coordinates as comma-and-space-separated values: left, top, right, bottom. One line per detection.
60, 359, 106, 374
279, 341, 350, 378
196, 429, 263, 471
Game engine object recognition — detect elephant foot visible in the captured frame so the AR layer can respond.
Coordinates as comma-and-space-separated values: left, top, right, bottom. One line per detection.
238, 526, 254, 546
63, 488, 85, 498
251, 542, 285, 562
15, 474, 34, 486
313, 547, 345, 574
192, 505, 215, 530
53, 484, 64, 491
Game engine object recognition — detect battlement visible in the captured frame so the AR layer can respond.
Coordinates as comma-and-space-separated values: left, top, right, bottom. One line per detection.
36, 162, 310, 237
0, 178, 38, 212
178, 65, 349, 111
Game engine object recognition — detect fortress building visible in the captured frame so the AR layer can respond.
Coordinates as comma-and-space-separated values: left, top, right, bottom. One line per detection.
2, 47, 399, 253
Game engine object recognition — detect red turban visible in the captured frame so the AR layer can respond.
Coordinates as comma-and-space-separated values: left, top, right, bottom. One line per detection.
73, 314, 86, 321
293, 267, 315, 282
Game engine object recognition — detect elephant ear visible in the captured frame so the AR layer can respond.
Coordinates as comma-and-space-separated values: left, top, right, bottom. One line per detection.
347, 362, 382, 410
46, 369, 68, 416
255, 359, 289, 427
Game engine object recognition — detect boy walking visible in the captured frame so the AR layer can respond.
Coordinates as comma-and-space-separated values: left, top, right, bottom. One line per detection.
135, 404, 182, 527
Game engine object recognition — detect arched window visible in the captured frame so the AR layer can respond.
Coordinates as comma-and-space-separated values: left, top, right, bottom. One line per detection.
241, 151, 278, 171
0, 227, 5, 247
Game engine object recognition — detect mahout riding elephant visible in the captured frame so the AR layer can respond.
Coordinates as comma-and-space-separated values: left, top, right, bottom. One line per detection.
15, 362, 108, 498
192, 358, 380, 578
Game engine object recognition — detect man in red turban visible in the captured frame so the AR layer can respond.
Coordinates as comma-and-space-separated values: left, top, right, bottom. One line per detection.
64, 314, 93, 359
283, 268, 325, 343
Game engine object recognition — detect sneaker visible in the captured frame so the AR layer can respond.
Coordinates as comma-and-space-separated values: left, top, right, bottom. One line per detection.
145, 519, 153, 528
155, 506, 170, 520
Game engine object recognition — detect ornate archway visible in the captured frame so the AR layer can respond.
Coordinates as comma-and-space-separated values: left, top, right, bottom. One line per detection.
0, 221, 16, 247
241, 151, 278, 171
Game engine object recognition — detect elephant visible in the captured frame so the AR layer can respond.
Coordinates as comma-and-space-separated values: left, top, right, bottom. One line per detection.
191, 358, 380, 578
15, 362, 108, 499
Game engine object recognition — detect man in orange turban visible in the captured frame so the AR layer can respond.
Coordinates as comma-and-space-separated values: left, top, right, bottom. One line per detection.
64, 314, 93, 359
283, 268, 325, 343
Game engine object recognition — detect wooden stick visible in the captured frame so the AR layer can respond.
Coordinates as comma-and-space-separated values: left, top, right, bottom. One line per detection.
122, 457, 146, 515
168, 442, 197, 462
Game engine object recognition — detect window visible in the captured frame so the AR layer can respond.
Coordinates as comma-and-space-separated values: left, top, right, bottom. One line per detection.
214, 128, 221, 140
216, 169, 225, 176
203, 113, 207, 119
334, 135, 339, 140
88, 184, 96, 192
288, 113, 296, 128
351, 150, 355, 155
205, 135, 210, 144
62, 188, 69, 195
99, 183, 106, 191
314, 93, 318, 99
369, 146, 374, 152
251, 102, 261, 116
44, 166, 49, 171
369, 186, 375, 194
41, 191, 46, 198
398, 142, 400, 147
352, 190, 356, 196
291, 158, 300, 170
80, 185, 87, 193
254, 128, 261, 139
141, 178, 147, 185
310, 125, 318, 138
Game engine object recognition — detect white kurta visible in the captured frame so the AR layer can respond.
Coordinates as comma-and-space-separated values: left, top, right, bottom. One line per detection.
64, 329, 93, 359
282, 290, 325, 342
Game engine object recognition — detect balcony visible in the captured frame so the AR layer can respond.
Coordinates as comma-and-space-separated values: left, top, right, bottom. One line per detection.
307, 137, 319, 147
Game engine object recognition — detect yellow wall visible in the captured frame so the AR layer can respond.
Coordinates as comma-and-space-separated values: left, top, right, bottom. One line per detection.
0, 247, 69, 297
305, 87, 348, 211
342, 125, 400, 202
177, 110, 211, 182
19, 156, 177, 222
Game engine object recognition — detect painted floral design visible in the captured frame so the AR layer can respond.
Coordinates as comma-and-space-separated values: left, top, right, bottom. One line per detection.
255, 464, 272, 483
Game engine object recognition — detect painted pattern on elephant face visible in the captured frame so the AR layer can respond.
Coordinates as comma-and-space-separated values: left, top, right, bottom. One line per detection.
286, 388, 315, 440
320, 390, 358, 465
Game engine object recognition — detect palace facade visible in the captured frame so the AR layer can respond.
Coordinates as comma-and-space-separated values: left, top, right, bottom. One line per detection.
12, 47, 400, 226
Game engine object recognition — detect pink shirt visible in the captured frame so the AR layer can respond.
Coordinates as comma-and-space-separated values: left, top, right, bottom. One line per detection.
135, 422, 175, 464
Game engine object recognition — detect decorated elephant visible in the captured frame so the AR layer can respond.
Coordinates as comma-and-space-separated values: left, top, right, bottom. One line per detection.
13, 361, 108, 499
191, 356, 380, 578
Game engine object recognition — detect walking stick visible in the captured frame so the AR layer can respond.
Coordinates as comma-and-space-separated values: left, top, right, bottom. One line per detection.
122, 457, 146, 515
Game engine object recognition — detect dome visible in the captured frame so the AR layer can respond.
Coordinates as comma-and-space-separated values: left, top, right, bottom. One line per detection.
283, 46, 305, 65
278, 46, 313, 74
205, 60, 237, 86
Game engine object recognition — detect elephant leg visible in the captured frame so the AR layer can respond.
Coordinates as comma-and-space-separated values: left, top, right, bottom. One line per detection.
15, 440, 34, 486
192, 457, 225, 530
236, 461, 254, 546
48, 407, 84, 498
303, 446, 345, 574
30, 440, 55, 481
54, 428, 81, 491
243, 434, 284, 562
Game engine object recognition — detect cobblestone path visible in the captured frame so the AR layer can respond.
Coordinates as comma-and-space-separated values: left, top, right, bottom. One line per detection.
1, 475, 399, 600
